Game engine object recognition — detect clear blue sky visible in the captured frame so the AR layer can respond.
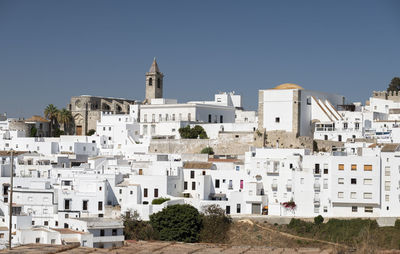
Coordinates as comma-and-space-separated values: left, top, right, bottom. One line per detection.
1, 0, 399, 117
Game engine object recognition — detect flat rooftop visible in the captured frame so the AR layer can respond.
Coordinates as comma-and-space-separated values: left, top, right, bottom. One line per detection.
73, 217, 123, 228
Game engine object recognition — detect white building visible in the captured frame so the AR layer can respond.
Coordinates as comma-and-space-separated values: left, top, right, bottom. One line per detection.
258, 83, 345, 137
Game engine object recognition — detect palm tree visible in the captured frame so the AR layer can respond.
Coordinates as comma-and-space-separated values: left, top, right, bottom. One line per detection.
44, 104, 59, 137
57, 108, 73, 135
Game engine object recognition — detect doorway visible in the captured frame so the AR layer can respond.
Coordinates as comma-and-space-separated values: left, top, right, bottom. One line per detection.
76, 126, 82, 135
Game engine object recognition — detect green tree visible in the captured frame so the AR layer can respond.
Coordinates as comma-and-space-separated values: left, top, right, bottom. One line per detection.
314, 215, 324, 225
313, 140, 319, 152
30, 126, 37, 137
150, 204, 202, 243
44, 104, 59, 137
200, 205, 232, 243
122, 210, 158, 240
57, 108, 73, 135
200, 147, 214, 155
53, 128, 64, 137
87, 129, 96, 136
151, 197, 170, 205
178, 125, 208, 139
387, 77, 400, 92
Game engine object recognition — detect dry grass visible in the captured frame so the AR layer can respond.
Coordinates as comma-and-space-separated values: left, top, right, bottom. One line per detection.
225, 220, 400, 254
226, 220, 335, 250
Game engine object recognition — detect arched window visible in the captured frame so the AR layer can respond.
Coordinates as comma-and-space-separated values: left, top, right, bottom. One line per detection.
149, 78, 153, 86
157, 78, 161, 88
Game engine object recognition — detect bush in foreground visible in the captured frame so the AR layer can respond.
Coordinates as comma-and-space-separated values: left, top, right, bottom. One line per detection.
122, 210, 158, 240
200, 205, 232, 243
151, 197, 170, 205
314, 215, 324, 225
150, 204, 202, 243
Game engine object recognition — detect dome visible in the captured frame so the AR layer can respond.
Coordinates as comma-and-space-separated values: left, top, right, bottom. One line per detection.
273, 83, 303, 90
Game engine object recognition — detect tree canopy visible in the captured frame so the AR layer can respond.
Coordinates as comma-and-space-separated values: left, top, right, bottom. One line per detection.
44, 104, 59, 137
150, 204, 202, 243
57, 108, 73, 134
200, 147, 214, 155
386, 77, 400, 92
179, 125, 208, 139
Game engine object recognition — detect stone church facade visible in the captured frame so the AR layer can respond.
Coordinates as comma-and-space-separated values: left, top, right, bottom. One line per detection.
68, 58, 164, 135
68, 96, 136, 135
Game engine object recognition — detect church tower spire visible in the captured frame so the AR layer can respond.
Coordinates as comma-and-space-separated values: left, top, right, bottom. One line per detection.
145, 58, 164, 103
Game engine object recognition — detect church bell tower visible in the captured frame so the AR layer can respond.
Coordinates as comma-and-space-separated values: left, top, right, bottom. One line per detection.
145, 58, 164, 103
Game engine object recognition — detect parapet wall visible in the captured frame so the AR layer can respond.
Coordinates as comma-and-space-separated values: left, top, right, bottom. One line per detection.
373, 91, 400, 102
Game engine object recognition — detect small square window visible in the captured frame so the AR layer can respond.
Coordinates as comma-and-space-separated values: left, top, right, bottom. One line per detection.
364, 165, 372, 171
364, 206, 373, 213
364, 178, 372, 185
275, 117, 280, 123
363, 193, 372, 199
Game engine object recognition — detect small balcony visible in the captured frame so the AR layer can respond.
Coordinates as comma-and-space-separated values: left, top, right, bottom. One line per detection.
266, 161, 280, 174
101, 144, 114, 149
313, 197, 320, 207
93, 235, 124, 243
314, 182, 321, 192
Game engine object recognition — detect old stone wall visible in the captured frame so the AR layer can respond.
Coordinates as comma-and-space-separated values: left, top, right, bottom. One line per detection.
264, 131, 313, 149
149, 132, 254, 155
314, 139, 344, 152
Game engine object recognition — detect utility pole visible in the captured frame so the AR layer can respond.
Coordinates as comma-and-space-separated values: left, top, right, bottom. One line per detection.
8, 149, 14, 250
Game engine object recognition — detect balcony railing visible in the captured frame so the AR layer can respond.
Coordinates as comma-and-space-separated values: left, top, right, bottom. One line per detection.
314, 183, 320, 192
93, 235, 124, 243
314, 197, 320, 202
313, 197, 320, 206
101, 144, 114, 149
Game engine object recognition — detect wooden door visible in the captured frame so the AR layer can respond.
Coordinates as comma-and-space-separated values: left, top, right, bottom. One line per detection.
76, 126, 82, 135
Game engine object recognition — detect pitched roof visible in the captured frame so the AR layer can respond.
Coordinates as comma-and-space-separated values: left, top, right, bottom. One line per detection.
272, 83, 303, 90
381, 144, 400, 152
208, 158, 242, 163
25, 115, 50, 123
0, 151, 28, 156
148, 58, 160, 73
183, 162, 213, 169
52, 228, 87, 235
